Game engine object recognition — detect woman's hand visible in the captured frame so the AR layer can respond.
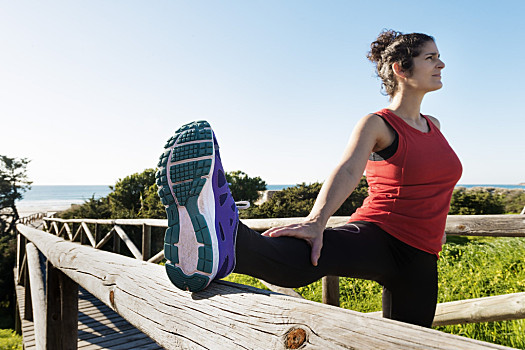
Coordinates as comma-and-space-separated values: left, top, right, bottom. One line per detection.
261, 220, 324, 266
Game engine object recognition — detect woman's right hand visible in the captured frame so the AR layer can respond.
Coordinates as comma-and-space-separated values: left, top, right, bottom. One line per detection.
261, 220, 324, 266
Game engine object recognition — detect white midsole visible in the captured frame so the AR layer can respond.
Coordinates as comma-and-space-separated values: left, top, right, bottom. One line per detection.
165, 129, 219, 280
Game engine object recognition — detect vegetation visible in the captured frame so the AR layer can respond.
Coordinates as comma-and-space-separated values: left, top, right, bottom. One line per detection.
240, 177, 368, 219
59, 168, 267, 220
1, 156, 32, 236
0, 156, 31, 330
59, 169, 163, 220
0, 329, 22, 350
225, 170, 266, 204
450, 186, 525, 215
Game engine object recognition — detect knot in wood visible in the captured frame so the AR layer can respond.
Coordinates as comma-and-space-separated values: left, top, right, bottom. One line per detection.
109, 290, 115, 309
285, 328, 307, 349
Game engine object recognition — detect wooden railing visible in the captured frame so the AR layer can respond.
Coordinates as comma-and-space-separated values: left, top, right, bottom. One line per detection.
14, 213, 525, 349
18, 212, 47, 225
42, 214, 525, 321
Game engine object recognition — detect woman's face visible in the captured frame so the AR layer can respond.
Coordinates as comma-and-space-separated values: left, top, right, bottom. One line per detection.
404, 40, 445, 93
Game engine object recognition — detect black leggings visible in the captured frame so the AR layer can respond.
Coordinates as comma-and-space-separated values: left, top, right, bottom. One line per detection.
233, 221, 438, 327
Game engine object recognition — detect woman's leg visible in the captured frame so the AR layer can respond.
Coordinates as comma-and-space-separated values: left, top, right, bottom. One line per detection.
380, 239, 438, 327
155, 120, 437, 326
234, 221, 400, 287
234, 220, 438, 327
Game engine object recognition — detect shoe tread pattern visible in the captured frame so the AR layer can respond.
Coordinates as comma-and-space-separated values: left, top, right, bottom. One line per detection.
157, 120, 215, 292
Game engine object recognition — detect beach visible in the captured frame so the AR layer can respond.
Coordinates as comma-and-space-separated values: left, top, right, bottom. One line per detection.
16, 185, 111, 218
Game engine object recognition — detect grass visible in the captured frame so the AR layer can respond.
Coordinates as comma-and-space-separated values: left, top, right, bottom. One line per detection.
0, 329, 22, 350
223, 236, 525, 349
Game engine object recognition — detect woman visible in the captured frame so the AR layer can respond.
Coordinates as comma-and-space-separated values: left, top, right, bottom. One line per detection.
155, 29, 462, 328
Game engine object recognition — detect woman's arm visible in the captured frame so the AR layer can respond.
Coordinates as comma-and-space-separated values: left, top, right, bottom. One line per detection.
262, 114, 393, 265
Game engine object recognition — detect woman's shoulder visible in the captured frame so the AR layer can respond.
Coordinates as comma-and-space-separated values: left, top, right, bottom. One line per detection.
425, 115, 441, 130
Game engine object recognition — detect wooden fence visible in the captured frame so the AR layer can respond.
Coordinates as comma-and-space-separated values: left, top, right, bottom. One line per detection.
13, 214, 525, 349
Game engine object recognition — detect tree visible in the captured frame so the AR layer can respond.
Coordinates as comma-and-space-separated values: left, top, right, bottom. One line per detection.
225, 170, 267, 204
107, 169, 157, 218
240, 177, 368, 219
59, 168, 165, 220
0, 155, 31, 329
0, 156, 32, 235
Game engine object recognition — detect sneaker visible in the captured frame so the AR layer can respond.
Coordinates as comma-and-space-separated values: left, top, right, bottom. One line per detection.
156, 121, 238, 292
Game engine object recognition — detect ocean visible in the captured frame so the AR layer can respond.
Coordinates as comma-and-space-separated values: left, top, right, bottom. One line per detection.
17, 185, 112, 215
15, 184, 525, 216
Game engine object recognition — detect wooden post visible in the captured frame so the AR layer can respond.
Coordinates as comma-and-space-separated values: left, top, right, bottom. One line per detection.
17, 234, 26, 285
142, 224, 151, 261
14, 299, 22, 334
47, 260, 78, 350
322, 276, 340, 307
26, 243, 47, 349
23, 257, 32, 321
113, 230, 120, 254
94, 223, 100, 244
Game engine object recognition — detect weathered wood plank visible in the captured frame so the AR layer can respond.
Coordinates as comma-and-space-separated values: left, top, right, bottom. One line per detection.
18, 224, 513, 350
142, 224, 152, 260
147, 250, 164, 264
47, 261, 79, 349
433, 292, 525, 326
44, 214, 525, 237
95, 228, 115, 249
113, 225, 142, 260
16, 269, 161, 350
445, 215, 525, 237
14, 279, 37, 350
242, 215, 525, 236
323, 276, 340, 306
17, 234, 26, 283
82, 222, 97, 247
44, 217, 168, 227
64, 223, 73, 240
26, 243, 46, 350
259, 280, 304, 299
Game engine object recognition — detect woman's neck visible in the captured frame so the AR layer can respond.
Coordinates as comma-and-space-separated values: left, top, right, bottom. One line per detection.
387, 90, 425, 121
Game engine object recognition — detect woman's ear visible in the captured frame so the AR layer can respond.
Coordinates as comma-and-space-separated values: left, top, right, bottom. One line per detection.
392, 62, 406, 79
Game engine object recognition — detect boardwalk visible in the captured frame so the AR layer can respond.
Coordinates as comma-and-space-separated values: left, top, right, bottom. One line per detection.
15, 282, 163, 349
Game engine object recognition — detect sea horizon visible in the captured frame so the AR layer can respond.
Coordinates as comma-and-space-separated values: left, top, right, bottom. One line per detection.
14, 183, 525, 217
18, 183, 525, 204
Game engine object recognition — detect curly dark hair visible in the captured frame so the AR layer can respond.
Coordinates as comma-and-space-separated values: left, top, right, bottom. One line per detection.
368, 29, 435, 97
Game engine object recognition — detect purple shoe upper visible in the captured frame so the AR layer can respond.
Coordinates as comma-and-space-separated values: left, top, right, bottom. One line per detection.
211, 134, 238, 279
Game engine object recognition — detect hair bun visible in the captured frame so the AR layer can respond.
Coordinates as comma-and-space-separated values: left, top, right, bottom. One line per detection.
367, 29, 402, 63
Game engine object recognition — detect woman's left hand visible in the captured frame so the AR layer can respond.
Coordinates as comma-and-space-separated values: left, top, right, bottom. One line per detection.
261, 220, 324, 266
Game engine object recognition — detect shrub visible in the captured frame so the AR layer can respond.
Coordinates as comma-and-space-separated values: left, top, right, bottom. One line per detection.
449, 187, 505, 215
240, 177, 368, 219
225, 170, 267, 204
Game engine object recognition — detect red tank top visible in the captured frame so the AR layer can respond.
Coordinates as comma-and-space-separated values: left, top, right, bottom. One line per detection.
350, 109, 462, 256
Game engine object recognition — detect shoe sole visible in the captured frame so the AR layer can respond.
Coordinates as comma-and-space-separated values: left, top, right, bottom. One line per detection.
156, 121, 219, 292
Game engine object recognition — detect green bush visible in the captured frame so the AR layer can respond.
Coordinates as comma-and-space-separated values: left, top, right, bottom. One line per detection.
226, 170, 267, 204
240, 177, 368, 219
449, 187, 505, 215
0, 329, 22, 350
107, 169, 157, 218
59, 168, 165, 220
59, 168, 268, 220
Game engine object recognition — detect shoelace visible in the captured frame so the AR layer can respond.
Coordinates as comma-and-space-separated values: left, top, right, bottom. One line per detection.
235, 201, 250, 210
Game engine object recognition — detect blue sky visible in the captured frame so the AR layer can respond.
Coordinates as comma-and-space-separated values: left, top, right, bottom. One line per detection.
1, 1, 524, 185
